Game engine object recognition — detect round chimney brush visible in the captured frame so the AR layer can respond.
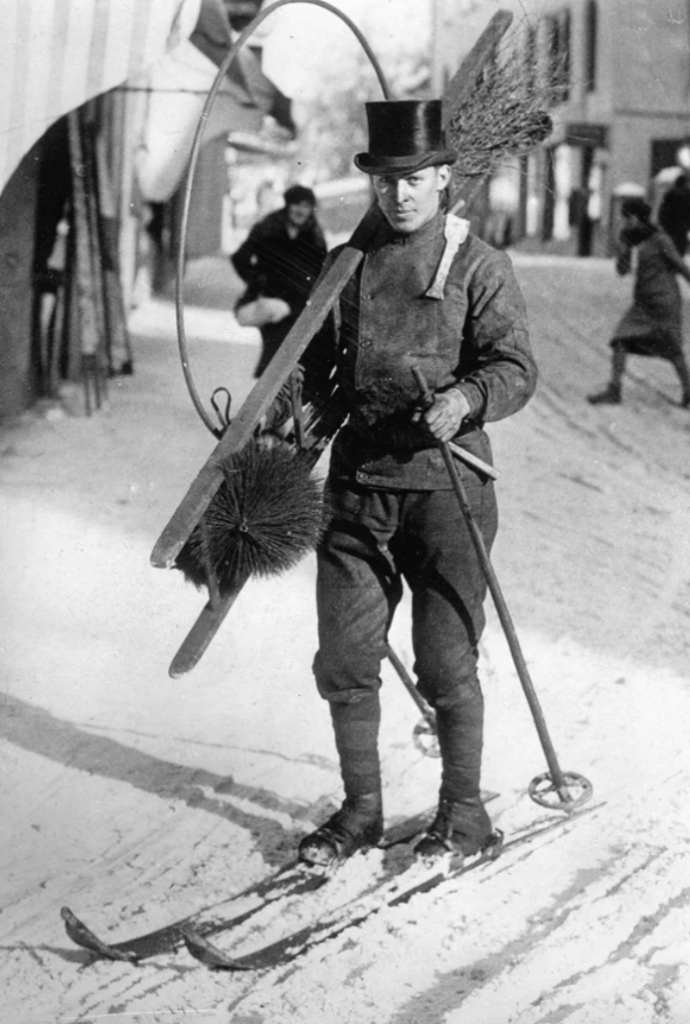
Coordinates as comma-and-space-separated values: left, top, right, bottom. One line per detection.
174, 438, 327, 592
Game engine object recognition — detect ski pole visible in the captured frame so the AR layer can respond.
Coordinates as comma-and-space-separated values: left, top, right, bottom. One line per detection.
411, 366, 592, 811
386, 646, 435, 725
386, 645, 440, 759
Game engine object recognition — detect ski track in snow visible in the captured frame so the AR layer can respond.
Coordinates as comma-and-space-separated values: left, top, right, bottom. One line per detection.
1, 257, 689, 1023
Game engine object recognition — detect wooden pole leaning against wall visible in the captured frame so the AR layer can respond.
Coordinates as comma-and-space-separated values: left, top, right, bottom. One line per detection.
92, 94, 134, 376
66, 108, 107, 414
82, 104, 113, 405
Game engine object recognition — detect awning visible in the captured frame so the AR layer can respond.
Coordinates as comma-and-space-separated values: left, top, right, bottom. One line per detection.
134, 0, 295, 202
190, 0, 292, 129
133, 41, 268, 202
0, 0, 203, 196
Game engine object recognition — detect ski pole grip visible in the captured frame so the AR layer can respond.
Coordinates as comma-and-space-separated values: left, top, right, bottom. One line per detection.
411, 366, 499, 480
412, 365, 434, 409
448, 441, 499, 481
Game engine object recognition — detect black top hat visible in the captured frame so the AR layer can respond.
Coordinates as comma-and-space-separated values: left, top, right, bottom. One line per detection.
354, 100, 457, 176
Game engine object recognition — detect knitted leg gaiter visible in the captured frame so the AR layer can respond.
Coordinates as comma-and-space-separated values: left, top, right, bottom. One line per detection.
436, 681, 484, 804
330, 695, 382, 799
434, 682, 492, 849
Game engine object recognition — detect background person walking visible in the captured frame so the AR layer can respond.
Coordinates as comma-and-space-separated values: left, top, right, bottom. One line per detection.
588, 197, 690, 408
231, 184, 328, 377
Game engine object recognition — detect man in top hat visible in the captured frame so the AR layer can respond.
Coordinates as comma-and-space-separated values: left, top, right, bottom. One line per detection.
232, 184, 328, 377
294, 100, 537, 866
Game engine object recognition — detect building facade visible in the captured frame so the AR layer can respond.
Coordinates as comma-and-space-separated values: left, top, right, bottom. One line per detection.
431, 0, 690, 255
0, 0, 291, 421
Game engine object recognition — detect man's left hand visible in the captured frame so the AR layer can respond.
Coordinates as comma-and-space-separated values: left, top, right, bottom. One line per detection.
416, 388, 470, 443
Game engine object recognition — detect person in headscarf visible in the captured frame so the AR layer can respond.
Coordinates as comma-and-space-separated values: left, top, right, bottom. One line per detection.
588, 196, 690, 407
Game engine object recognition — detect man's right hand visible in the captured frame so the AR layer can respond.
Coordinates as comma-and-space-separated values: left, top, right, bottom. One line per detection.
412, 388, 470, 443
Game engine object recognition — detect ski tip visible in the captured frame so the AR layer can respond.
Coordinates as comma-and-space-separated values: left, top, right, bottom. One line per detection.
182, 929, 253, 971
60, 906, 139, 963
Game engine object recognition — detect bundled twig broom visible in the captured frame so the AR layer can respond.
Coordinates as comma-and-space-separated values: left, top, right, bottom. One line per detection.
175, 438, 327, 592
447, 26, 554, 193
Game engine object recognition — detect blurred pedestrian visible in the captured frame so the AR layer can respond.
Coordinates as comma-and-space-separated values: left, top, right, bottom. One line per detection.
657, 171, 690, 256
231, 184, 328, 377
588, 197, 690, 408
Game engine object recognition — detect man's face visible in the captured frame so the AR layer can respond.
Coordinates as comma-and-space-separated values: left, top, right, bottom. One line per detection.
286, 201, 314, 228
372, 165, 451, 233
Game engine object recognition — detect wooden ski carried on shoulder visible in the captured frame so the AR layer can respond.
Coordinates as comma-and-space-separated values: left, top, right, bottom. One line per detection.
151, 206, 378, 573
155, 209, 378, 677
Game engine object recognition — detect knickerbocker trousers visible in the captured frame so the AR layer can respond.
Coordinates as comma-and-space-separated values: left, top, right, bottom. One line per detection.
313, 469, 498, 810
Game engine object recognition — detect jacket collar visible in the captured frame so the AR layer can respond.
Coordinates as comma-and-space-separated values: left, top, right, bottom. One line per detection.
373, 207, 445, 247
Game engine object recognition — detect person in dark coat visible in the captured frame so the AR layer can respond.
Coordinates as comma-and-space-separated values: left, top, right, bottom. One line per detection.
291, 100, 537, 868
657, 171, 690, 257
231, 184, 328, 377
588, 197, 690, 407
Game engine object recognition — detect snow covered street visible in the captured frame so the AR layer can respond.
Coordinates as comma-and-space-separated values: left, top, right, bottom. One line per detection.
1, 253, 690, 1023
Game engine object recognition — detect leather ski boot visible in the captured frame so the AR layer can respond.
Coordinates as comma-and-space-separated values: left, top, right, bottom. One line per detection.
587, 383, 621, 405
416, 680, 490, 862
414, 796, 493, 863
298, 792, 383, 867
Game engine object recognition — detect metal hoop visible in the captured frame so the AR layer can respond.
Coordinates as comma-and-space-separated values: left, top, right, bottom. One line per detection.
412, 717, 441, 759
175, 0, 392, 434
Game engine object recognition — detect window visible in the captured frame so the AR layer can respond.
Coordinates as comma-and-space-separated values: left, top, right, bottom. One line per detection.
524, 22, 538, 91
546, 9, 571, 105
584, 0, 598, 92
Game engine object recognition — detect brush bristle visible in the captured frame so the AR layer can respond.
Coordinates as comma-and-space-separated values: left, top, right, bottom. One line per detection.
175, 439, 327, 592
449, 22, 554, 188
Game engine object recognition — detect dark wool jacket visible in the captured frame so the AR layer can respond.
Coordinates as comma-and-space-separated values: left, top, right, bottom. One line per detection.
302, 207, 537, 490
613, 225, 690, 358
232, 207, 327, 315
